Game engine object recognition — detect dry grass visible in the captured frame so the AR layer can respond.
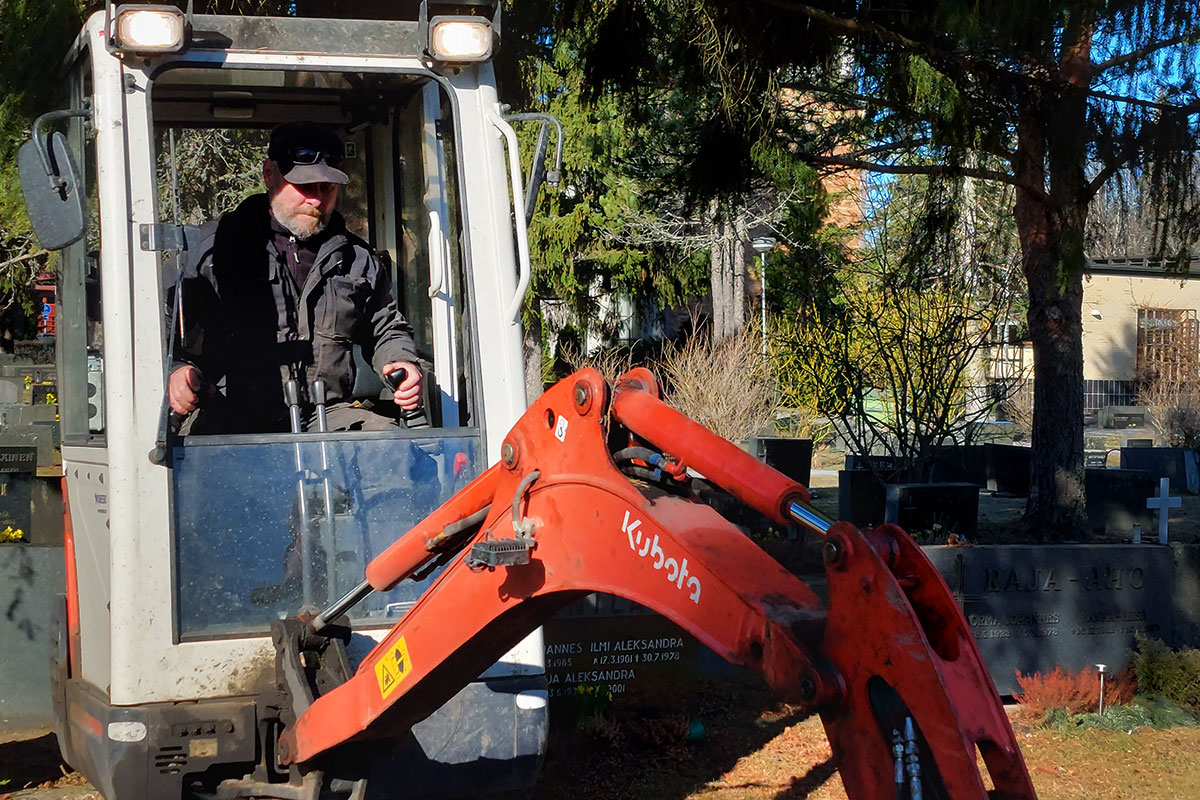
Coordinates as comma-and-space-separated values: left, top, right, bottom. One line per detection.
659, 326, 776, 444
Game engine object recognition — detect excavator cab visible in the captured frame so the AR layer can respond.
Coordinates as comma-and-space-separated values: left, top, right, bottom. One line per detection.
21, 5, 551, 798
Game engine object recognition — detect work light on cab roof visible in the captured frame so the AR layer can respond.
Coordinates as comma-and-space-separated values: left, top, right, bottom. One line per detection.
428, 17, 493, 61
111, 4, 188, 54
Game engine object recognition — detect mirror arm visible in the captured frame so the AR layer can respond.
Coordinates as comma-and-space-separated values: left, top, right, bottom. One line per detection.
501, 112, 564, 184
31, 105, 91, 193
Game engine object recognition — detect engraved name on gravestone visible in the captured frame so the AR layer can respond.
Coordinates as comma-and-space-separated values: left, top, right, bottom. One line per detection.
925, 545, 1173, 695
542, 593, 700, 719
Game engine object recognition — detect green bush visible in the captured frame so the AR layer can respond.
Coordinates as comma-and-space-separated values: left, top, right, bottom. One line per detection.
1040, 697, 1198, 732
1130, 634, 1200, 709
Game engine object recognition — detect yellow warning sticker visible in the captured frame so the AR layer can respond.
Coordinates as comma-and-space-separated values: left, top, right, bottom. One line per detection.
374, 636, 413, 700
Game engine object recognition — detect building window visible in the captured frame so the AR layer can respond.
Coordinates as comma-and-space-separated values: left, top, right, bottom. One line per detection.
1136, 308, 1199, 385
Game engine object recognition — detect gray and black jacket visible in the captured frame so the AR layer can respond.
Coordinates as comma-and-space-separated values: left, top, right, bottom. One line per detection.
170, 193, 417, 433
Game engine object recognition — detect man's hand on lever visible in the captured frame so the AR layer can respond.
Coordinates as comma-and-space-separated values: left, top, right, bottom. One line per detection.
382, 361, 422, 411
168, 365, 213, 415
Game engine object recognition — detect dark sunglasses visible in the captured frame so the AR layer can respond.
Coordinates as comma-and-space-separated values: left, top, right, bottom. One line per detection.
282, 146, 343, 168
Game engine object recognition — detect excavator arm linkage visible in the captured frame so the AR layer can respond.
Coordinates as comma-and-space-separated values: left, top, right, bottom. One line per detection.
279, 368, 1037, 800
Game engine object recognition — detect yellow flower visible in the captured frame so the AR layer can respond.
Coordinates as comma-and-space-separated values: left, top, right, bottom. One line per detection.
0, 526, 26, 543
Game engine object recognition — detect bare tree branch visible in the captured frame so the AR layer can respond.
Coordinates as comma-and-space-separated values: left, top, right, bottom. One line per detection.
0, 250, 47, 270
796, 151, 1043, 197
1092, 32, 1200, 75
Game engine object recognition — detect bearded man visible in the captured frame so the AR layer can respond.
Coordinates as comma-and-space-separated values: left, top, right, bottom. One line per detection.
167, 121, 423, 434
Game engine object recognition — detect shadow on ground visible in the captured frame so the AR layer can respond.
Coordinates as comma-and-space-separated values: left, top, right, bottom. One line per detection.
0, 732, 71, 793
503, 681, 839, 800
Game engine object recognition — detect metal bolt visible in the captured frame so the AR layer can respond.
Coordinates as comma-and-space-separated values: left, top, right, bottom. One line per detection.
501, 441, 518, 467
573, 381, 591, 412
822, 538, 844, 567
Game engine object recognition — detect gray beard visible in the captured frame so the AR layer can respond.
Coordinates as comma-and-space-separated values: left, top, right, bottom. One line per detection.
279, 213, 328, 240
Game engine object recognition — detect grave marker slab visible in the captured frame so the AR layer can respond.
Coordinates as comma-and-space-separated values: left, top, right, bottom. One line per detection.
543, 594, 700, 722
885, 482, 979, 539
985, 444, 1031, 496
1085, 468, 1156, 536
923, 545, 1175, 695
838, 469, 888, 527
0, 545, 64, 728
1120, 447, 1199, 493
749, 437, 812, 486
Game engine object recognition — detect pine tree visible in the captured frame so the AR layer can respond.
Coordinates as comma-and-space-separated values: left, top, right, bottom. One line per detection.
560, 0, 1200, 538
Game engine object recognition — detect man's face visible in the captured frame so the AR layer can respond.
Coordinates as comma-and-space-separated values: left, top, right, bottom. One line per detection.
264, 160, 340, 239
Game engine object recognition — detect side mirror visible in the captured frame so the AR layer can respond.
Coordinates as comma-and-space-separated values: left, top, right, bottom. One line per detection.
503, 112, 564, 226
19, 109, 89, 251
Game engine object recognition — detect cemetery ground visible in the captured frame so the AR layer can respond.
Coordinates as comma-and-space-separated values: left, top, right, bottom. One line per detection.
6, 688, 1200, 800
6, 458, 1200, 798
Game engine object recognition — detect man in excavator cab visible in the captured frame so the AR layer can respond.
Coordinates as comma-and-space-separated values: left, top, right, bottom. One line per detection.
14, 5, 1039, 799
167, 121, 425, 435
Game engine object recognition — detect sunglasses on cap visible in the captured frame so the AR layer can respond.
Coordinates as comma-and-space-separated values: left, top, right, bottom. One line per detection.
278, 146, 343, 169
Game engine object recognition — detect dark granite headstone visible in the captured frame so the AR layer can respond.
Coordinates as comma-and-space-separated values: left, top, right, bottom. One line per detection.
1084, 450, 1109, 469
749, 437, 812, 486
844, 454, 906, 475
885, 482, 979, 539
985, 444, 1031, 496
0, 545, 65, 729
928, 446, 988, 486
838, 469, 888, 527
0, 447, 37, 541
0, 445, 36, 474
1126, 438, 1155, 448
1120, 447, 1200, 494
542, 594, 700, 722
1085, 468, 1156, 536
923, 545, 1176, 695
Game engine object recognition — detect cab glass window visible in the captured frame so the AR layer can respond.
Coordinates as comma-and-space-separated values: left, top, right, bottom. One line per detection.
148, 67, 480, 636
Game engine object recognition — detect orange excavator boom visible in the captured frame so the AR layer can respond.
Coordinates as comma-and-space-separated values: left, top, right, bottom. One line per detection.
274, 368, 1036, 800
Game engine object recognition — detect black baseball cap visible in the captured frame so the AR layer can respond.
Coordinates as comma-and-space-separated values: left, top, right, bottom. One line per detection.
268, 121, 349, 185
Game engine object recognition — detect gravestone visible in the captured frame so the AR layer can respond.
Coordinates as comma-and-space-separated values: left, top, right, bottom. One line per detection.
1100, 406, 1149, 428
542, 593, 700, 723
749, 437, 812, 486
885, 482, 979, 539
0, 544, 65, 729
0, 446, 37, 540
985, 444, 1031, 496
1120, 447, 1200, 494
1084, 450, 1109, 469
843, 454, 907, 474
1085, 468, 1156, 536
838, 470, 888, 527
928, 446, 988, 487
1126, 438, 1155, 448
923, 545, 1176, 695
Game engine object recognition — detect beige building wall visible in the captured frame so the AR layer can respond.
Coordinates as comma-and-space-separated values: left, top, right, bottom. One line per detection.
1082, 273, 1200, 381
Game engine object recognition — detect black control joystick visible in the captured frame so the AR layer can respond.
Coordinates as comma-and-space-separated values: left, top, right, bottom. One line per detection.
383, 367, 429, 429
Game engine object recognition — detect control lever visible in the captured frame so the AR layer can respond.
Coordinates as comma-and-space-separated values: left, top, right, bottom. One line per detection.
284, 379, 305, 433
383, 367, 429, 429
312, 378, 329, 433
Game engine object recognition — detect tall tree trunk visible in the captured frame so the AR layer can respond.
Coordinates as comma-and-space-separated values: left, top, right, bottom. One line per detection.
732, 213, 749, 336
711, 213, 749, 341
1013, 13, 1094, 539
523, 301, 544, 407
1015, 204, 1087, 538
711, 217, 735, 339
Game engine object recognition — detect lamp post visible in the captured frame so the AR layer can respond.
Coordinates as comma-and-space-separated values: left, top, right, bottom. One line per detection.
751, 236, 776, 362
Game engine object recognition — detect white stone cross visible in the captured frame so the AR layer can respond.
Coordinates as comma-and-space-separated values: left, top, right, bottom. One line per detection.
1146, 477, 1182, 545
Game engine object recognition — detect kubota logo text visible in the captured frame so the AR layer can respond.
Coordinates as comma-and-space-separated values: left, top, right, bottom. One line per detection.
622, 511, 702, 603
